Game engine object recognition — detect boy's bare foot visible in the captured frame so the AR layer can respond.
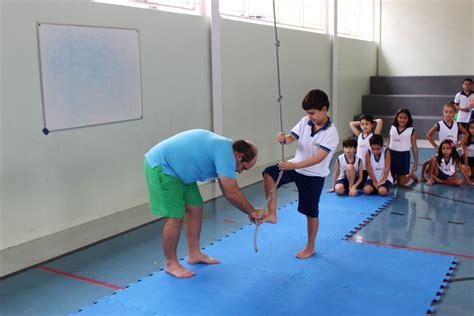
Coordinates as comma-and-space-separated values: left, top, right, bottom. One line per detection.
262, 213, 277, 224
165, 262, 196, 278
187, 252, 220, 265
410, 172, 419, 182
295, 246, 315, 259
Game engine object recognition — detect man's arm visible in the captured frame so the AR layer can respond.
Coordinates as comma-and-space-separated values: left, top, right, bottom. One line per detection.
218, 176, 259, 218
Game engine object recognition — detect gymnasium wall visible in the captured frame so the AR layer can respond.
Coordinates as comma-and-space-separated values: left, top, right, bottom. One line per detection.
0, 0, 376, 250
379, 0, 474, 76
221, 19, 332, 164
335, 37, 377, 138
0, 0, 212, 250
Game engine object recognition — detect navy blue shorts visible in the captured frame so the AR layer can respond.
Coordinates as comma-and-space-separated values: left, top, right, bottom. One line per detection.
390, 149, 410, 177
263, 164, 324, 218
460, 154, 474, 167
437, 169, 451, 181
357, 170, 368, 189
365, 179, 392, 193
336, 178, 349, 190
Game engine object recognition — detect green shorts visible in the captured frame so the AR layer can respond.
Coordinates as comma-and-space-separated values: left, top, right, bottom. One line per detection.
144, 159, 203, 218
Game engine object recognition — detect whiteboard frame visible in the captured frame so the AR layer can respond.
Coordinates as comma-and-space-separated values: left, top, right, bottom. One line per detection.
36, 22, 144, 133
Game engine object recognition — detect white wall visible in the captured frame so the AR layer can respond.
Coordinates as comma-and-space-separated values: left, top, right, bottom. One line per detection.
335, 37, 377, 138
379, 0, 474, 76
221, 20, 331, 164
0, 0, 212, 250
0, 1, 378, 251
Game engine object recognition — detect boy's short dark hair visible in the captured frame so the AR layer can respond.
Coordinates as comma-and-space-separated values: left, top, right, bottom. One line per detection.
369, 134, 384, 147
359, 114, 374, 123
463, 78, 473, 83
233, 140, 256, 163
342, 138, 358, 148
302, 89, 330, 111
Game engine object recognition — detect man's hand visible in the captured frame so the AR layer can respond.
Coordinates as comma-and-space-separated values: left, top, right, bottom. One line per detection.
327, 187, 335, 193
278, 160, 297, 170
249, 208, 265, 223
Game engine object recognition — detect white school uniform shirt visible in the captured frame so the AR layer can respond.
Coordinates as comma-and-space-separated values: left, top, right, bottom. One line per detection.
357, 132, 372, 170
454, 90, 474, 123
290, 116, 339, 177
389, 126, 414, 152
439, 157, 456, 176
336, 154, 361, 181
367, 147, 393, 183
437, 120, 459, 145
466, 140, 474, 158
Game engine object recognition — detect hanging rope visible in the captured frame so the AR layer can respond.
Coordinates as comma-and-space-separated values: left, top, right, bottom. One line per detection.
253, 0, 285, 252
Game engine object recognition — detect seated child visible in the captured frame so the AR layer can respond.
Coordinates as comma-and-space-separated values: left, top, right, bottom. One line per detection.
421, 101, 468, 181
427, 139, 473, 186
349, 114, 383, 187
363, 134, 393, 196
328, 138, 363, 196
462, 120, 474, 178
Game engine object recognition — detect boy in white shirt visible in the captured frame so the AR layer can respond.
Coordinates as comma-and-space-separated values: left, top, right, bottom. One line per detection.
262, 89, 339, 259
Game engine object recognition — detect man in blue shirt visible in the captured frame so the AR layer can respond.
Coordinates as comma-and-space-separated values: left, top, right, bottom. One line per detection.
145, 129, 264, 278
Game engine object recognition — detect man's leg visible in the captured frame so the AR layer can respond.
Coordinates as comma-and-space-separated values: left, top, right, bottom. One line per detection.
163, 218, 195, 278
184, 205, 219, 264
295, 216, 319, 259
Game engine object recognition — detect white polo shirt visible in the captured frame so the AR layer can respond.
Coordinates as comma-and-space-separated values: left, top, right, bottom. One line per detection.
289, 116, 339, 177
454, 90, 474, 123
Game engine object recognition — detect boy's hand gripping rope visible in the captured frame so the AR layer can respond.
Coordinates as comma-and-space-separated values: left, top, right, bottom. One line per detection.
253, 0, 285, 252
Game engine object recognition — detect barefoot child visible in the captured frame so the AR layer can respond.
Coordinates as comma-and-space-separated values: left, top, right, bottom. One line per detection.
427, 139, 473, 186
364, 134, 393, 196
262, 89, 339, 259
349, 114, 383, 187
462, 120, 474, 178
328, 138, 363, 196
421, 101, 469, 181
387, 108, 419, 186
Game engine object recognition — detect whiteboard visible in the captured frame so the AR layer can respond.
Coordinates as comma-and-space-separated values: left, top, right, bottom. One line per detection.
37, 23, 143, 133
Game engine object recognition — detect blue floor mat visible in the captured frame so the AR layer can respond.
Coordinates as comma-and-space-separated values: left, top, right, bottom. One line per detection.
75, 193, 454, 316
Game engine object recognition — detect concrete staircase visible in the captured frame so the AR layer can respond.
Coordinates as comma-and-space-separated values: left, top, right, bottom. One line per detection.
362, 76, 473, 136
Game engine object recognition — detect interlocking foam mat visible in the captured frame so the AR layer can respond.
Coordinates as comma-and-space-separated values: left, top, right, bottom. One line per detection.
75, 193, 455, 315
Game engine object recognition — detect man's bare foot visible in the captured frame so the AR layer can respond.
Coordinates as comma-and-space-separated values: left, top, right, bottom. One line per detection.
165, 262, 196, 278
187, 252, 220, 265
295, 246, 315, 259
262, 213, 277, 224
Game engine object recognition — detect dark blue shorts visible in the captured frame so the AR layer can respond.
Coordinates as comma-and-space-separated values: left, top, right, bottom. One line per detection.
263, 164, 324, 218
357, 170, 368, 189
336, 178, 349, 190
390, 149, 410, 177
460, 154, 474, 167
365, 179, 392, 193
437, 169, 451, 180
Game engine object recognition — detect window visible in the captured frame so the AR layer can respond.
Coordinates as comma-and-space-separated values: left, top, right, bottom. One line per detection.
219, 0, 326, 33
94, 0, 202, 15
337, 0, 374, 40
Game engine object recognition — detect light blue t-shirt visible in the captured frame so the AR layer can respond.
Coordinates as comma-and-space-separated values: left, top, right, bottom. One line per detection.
145, 129, 236, 184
